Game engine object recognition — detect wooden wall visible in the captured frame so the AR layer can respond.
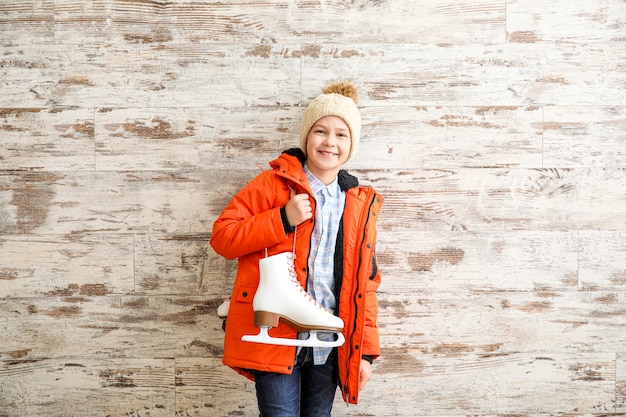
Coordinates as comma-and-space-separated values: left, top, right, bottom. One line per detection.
1, 1, 626, 416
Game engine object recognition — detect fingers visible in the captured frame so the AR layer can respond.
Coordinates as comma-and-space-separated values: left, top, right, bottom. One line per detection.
292, 193, 312, 214
358, 359, 372, 391
285, 193, 312, 227
295, 194, 313, 222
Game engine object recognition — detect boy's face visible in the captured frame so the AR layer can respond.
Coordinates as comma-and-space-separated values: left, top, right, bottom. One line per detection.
305, 116, 351, 184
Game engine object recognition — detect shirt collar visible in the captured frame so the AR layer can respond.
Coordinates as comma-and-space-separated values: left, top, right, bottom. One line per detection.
304, 164, 340, 197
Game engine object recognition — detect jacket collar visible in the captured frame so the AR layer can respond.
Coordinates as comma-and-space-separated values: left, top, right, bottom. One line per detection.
280, 148, 359, 192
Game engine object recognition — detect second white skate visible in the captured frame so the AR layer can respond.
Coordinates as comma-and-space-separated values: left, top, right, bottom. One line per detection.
241, 252, 345, 348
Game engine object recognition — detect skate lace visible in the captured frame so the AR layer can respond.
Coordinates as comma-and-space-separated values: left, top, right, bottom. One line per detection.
263, 224, 329, 313
285, 253, 328, 312
288, 225, 328, 313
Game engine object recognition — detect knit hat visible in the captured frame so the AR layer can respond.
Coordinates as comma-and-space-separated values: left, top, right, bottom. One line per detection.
300, 81, 361, 161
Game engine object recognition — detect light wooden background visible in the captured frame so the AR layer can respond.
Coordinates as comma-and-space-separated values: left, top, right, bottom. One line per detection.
1, 1, 626, 416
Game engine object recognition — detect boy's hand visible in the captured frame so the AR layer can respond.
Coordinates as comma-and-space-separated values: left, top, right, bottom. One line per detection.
359, 359, 372, 391
284, 193, 312, 227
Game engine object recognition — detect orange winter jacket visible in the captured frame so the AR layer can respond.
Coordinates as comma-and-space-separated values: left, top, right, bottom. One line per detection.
210, 148, 383, 405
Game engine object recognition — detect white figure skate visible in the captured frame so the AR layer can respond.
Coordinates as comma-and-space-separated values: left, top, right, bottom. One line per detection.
241, 252, 345, 348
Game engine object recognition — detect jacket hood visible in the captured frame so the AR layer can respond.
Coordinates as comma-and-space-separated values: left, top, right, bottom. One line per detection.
277, 148, 359, 192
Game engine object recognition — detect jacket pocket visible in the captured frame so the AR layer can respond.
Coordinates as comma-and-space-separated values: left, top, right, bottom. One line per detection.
235, 284, 256, 303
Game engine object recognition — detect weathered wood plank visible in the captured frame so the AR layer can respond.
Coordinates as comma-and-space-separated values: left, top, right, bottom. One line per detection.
292, 0, 506, 44
619, 353, 626, 412
0, 170, 250, 235
507, 0, 626, 43
356, 351, 616, 415
49, 0, 506, 45
3, 42, 625, 109
0, 232, 235, 299
354, 105, 543, 170
302, 43, 626, 106
362, 168, 626, 231
134, 233, 236, 297
95, 106, 300, 171
0, 296, 225, 360
0, 1, 54, 45
0, 43, 302, 108
378, 291, 626, 356
376, 230, 579, 293
377, 229, 626, 294
580, 230, 626, 292
52, 0, 111, 44
174, 357, 257, 417
0, 234, 133, 298
544, 106, 626, 168
0, 108, 95, 171
0, 358, 175, 417
15, 0, 624, 48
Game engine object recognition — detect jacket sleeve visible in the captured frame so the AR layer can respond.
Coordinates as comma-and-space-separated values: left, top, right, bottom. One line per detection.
362, 252, 381, 359
210, 171, 289, 260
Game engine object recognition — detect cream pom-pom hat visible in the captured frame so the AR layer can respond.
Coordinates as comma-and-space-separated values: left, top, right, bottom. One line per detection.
299, 81, 361, 161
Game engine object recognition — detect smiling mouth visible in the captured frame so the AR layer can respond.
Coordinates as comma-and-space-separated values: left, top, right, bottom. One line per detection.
318, 150, 337, 157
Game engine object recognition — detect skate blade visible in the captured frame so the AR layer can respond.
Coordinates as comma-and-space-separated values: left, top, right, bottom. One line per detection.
242, 327, 345, 348
254, 310, 343, 334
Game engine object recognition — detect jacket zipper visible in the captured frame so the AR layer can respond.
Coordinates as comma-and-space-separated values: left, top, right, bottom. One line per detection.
343, 191, 378, 404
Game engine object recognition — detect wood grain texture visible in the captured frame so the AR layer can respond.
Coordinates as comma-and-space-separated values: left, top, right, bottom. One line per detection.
544, 106, 626, 168
0, 170, 230, 235
360, 351, 616, 415
46, 0, 505, 45
0, 234, 134, 297
175, 357, 257, 417
0, 358, 175, 417
0, 295, 225, 359
0, 43, 302, 108
363, 168, 626, 231
507, 0, 626, 43
0, 108, 95, 171
95, 106, 300, 171
619, 353, 626, 412
1, 0, 626, 416
355, 105, 544, 170
302, 43, 626, 107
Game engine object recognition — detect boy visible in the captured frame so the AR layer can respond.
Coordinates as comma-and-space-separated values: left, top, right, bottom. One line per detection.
210, 81, 383, 417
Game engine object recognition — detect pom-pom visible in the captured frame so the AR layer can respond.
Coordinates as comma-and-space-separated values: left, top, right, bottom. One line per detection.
322, 81, 359, 104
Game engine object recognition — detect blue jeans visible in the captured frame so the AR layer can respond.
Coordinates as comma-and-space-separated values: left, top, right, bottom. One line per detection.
254, 348, 338, 417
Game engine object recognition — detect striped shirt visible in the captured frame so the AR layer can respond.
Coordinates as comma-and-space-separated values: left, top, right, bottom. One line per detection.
300, 164, 345, 365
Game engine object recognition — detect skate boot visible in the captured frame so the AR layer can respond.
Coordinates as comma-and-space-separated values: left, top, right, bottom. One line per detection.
217, 299, 230, 319
241, 252, 345, 347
